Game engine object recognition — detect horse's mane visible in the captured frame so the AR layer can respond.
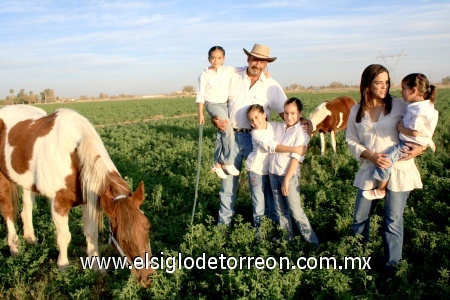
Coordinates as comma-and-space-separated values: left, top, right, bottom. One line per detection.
58, 108, 121, 229
114, 199, 150, 255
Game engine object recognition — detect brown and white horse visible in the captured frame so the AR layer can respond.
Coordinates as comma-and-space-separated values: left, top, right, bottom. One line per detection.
0, 105, 156, 287
309, 96, 356, 155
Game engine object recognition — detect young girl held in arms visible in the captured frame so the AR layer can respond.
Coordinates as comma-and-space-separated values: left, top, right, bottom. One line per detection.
362, 73, 439, 200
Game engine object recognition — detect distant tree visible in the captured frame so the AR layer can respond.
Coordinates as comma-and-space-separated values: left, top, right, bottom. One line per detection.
99, 92, 109, 99
40, 89, 55, 103
9, 89, 15, 104
183, 86, 195, 94
329, 81, 344, 89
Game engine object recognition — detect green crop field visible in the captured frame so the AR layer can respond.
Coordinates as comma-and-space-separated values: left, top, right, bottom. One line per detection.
0, 89, 449, 299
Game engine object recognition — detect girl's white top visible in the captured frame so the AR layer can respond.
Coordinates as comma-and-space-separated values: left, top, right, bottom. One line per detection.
195, 66, 236, 104
269, 122, 309, 176
246, 122, 279, 175
346, 97, 423, 192
400, 100, 439, 151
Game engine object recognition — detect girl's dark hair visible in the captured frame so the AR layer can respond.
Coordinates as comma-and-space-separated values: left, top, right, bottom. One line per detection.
402, 73, 437, 104
284, 97, 303, 112
247, 104, 265, 116
208, 46, 225, 57
356, 64, 393, 123
246, 104, 268, 124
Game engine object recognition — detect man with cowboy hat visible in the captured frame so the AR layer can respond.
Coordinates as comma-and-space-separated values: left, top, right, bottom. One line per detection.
211, 43, 287, 228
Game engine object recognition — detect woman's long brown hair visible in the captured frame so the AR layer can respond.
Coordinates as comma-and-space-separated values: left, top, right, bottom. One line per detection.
356, 64, 393, 123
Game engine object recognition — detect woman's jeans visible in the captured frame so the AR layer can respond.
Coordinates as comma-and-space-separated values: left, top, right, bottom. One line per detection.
353, 188, 409, 266
269, 173, 318, 245
205, 102, 236, 165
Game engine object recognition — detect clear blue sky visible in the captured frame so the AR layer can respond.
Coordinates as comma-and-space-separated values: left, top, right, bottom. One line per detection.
1, 0, 449, 98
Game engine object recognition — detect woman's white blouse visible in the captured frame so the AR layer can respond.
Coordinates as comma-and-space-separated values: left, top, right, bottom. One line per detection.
345, 97, 422, 192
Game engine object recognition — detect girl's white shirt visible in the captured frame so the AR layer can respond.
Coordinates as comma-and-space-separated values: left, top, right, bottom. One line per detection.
246, 122, 279, 175
195, 66, 236, 104
400, 100, 439, 151
346, 97, 422, 192
269, 122, 310, 176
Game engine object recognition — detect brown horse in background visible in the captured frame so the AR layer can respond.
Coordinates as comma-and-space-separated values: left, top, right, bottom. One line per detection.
309, 96, 356, 155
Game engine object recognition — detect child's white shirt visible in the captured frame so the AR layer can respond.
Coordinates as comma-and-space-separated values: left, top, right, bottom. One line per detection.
400, 100, 439, 151
195, 66, 236, 104
246, 122, 280, 175
269, 122, 310, 176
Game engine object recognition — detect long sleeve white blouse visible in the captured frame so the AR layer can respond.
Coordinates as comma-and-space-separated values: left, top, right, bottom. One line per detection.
345, 97, 423, 192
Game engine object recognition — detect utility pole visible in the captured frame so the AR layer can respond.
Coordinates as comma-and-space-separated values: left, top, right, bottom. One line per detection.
376, 50, 407, 86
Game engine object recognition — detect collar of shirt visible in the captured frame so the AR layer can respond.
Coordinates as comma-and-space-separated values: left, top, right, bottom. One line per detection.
204, 65, 226, 74
240, 67, 269, 84
283, 121, 302, 132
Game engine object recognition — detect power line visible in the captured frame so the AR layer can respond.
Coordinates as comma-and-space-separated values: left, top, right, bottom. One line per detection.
376, 50, 407, 86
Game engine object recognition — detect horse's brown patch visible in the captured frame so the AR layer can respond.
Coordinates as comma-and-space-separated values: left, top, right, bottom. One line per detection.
0, 171, 15, 222
53, 150, 83, 216
312, 96, 356, 134
9, 113, 57, 174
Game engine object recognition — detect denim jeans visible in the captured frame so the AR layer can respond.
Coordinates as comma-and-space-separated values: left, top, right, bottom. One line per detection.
205, 102, 236, 165
248, 172, 274, 227
218, 132, 253, 225
353, 188, 409, 265
269, 173, 318, 245
372, 140, 414, 182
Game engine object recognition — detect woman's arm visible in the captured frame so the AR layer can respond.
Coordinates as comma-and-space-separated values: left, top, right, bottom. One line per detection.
399, 143, 427, 160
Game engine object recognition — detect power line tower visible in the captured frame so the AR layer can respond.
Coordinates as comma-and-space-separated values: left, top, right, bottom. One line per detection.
376, 49, 407, 86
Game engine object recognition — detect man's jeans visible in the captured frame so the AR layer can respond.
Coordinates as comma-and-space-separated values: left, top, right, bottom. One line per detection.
218, 132, 253, 225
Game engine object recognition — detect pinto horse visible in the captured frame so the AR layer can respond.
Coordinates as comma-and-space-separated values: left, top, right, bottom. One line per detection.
309, 96, 356, 155
0, 105, 156, 287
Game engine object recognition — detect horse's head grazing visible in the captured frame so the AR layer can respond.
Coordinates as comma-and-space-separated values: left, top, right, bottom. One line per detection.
101, 181, 156, 287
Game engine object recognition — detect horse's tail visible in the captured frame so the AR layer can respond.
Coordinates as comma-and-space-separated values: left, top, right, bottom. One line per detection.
75, 118, 117, 231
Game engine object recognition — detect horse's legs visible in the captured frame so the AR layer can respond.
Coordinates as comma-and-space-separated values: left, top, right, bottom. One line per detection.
21, 189, 37, 244
50, 199, 71, 270
331, 130, 337, 154
0, 172, 19, 256
320, 132, 326, 156
81, 204, 101, 270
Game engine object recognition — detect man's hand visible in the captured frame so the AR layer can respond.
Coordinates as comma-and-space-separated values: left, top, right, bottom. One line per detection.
211, 116, 229, 132
300, 118, 313, 136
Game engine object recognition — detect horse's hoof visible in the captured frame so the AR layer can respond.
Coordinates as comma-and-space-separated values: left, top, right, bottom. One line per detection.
25, 237, 38, 245
10, 249, 19, 257
58, 264, 69, 272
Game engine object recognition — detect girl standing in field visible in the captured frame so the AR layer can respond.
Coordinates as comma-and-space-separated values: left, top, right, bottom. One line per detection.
362, 73, 439, 200
346, 64, 427, 273
246, 104, 306, 229
267, 98, 318, 245
196, 46, 240, 179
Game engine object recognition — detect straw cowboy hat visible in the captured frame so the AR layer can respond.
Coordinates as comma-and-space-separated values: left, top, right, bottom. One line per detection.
243, 44, 277, 62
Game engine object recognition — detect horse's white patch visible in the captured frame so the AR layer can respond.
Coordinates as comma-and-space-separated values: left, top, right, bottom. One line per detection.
309, 102, 331, 131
